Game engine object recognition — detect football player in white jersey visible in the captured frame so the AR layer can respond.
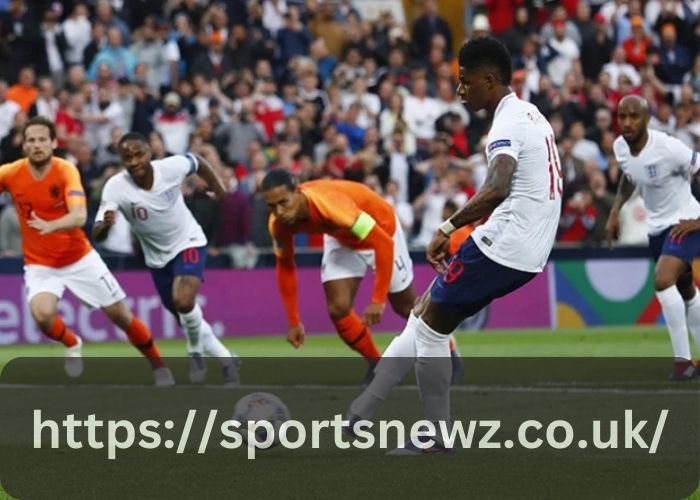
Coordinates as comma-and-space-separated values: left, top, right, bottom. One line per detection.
344, 37, 563, 454
606, 95, 700, 380
93, 133, 240, 385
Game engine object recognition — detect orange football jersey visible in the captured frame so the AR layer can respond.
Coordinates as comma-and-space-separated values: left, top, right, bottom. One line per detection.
0, 157, 92, 267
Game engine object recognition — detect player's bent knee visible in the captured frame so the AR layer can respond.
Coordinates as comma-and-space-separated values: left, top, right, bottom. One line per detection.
327, 301, 352, 321
654, 273, 677, 292
30, 301, 57, 329
102, 301, 133, 329
173, 296, 196, 313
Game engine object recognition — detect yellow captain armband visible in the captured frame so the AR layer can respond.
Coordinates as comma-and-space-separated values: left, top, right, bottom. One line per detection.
350, 212, 376, 240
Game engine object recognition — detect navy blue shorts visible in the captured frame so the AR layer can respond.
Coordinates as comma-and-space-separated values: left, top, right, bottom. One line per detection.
430, 237, 537, 319
150, 246, 207, 315
648, 227, 700, 264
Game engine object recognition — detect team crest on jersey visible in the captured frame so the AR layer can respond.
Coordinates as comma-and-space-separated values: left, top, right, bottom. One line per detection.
645, 165, 658, 179
49, 184, 61, 199
163, 187, 176, 202
488, 139, 511, 153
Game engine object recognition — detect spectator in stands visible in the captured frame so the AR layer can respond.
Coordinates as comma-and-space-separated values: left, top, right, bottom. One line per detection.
214, 167, 258, 269
571, 121, 600, 163
622, 16, 652, 68
559, 136, 586, 187
0, 110, 26, 162
0, 198, 21, 256
39, 5, 68, 89
559, 189, 597, 243
63, 3, 92, 68
413, 169, 466, 247
587, 108, 613, 146
0, 80, 20, 142
153, 91, 192, 155
404, 76, 440, 158
131, 17, 180, 95
655, 22, 691, 87
275, 5, 311, 75
573, 1, 596, 43
7, 67, 37, 113
542, 19, 580, 88
94, 126, 123, 170
30, 78, 60, 121
88, 27, 136, 81
541, 6, 582, 47
335, 102, 365, 152
82, 21, 106, 70
581, 13, 615, 82
588, 168, 614, 244
2, 0, 36, 82
94, 0, 130, 43
602, 46, 641, 90
411, 0, 451, 59
503, 6, 535, 57
83, 86, 126, 149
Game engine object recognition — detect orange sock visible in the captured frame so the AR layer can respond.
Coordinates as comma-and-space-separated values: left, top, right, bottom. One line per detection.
334, 311, 381, 362
125, 317, 164, 369
45, 316, 79, 347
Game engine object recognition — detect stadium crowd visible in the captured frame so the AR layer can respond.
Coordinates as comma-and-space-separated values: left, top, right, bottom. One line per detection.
0, 0, 699, 267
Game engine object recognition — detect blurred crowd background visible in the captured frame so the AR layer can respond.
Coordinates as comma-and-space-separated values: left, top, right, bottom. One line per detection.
0, 0, 699, 267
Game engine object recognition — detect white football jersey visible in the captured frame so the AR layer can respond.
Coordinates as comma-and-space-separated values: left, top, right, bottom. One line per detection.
96, 154, 207, 268
613, 130, 700, 236
471, 93, 562, 273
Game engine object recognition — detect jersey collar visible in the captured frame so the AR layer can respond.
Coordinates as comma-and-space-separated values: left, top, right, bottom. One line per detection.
494, 91, 517, 119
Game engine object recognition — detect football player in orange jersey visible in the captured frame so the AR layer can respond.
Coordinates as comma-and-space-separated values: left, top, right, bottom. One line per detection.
0, 117, 173, 385
262, 169, 417, 379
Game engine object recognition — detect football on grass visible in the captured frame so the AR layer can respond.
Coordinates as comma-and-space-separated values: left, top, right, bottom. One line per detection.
233, 392, 291, 446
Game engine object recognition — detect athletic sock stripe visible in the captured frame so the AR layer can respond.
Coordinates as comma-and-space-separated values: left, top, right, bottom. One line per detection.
135, 339, 154, 350
346, 327, 368, 347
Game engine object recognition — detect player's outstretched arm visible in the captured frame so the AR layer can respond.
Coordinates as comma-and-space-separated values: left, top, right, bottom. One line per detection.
429, 154, 515, 271
605, 174, 635, 249
92, 210, 116, 242
192, 153, 228, 201
358, 222, 394, 325
27, 205, 87, 235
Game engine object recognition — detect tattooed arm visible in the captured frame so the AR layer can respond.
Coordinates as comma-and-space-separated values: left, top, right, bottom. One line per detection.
426, 154, 516, 272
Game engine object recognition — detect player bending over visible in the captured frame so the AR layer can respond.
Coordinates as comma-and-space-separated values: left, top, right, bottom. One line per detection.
93, 132, 239, 385
345, 36, 562, 454
262, 171, 425, 381
606, 95, 700, 380
0, 117, 173, 385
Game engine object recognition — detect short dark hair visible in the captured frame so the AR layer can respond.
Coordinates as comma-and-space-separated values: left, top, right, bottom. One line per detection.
261, 168, 296, 192
22, 116, 56, 141
458, 36, 512, 85
118, 132, 148, 148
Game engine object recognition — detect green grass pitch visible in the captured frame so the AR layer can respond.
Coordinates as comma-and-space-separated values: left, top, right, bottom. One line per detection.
1, 326, 698, 499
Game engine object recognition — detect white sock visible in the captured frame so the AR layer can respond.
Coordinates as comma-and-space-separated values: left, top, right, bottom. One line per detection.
200, 319, 235, 365
178, 304, 204, 353
349, 313, 419, 420
656, 286, 692, 360
684, 289, 700, 353
414, 316, 451, 423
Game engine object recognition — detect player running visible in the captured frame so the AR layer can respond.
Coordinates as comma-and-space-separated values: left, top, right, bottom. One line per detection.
93, 132, 240, 385
345, 37, 563, 454
261, 171, 421, 379
0, 117, 173, 385
606, 95, 700, 381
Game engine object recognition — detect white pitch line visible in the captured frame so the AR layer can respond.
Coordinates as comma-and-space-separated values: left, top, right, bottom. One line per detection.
0, 383, 697, 395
